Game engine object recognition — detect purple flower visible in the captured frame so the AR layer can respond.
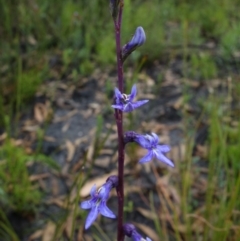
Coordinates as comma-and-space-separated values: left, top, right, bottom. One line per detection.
112, 84, 148, 112
134, 133, 174, 167
80, 176, 118, 229
123, 223, 152, 241
122, 26, 146, 61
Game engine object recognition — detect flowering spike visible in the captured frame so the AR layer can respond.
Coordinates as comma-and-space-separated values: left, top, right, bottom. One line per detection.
122, 26, 146, 62
134, 133, 174, 167
112, 84, 149, 112
123, 223, 152, 241
80, 175, 118, 229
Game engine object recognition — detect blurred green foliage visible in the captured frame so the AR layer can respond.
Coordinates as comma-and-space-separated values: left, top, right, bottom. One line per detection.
0, 136, 60, 214
188, 53, 217, 80
0, 140, 42, 213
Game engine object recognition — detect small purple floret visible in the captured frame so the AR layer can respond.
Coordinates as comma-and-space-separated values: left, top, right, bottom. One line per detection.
80, 176, 118, 229
123, 223, 152, 241
134, 133, 174, 167
112, 84, 148, 112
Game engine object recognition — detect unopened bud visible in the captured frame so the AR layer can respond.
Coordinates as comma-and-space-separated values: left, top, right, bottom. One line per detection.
123, 223, 152, 241
109, 0, 120, 20
106, 175, 119, 188
122, 27, 146, 62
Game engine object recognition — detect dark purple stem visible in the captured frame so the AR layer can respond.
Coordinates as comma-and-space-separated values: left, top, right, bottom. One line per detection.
114, 1, 124, 241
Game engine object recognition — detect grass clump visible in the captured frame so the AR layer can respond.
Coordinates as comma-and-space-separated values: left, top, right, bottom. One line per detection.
0, 137, 59, 214
0, 140, 42, 213
188, 53, 217, 80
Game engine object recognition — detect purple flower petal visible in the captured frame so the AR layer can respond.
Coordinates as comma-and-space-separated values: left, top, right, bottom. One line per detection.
129, 84, 137, 102
131, 100, 149, 109
80, 200, 92, 210
99, 182, 112, 199
139, 150, 154, 163
99, 202, 116, 218
111, 104, 124, 111
85, 205, 99, 229
151, 133, 159, 146
129, 27, 146, 47
155, 151, 174, 167
157, 145, 170, 153
134, 135, 151, 149
114, 87, 122, 100
146, 238, 152, 241
90, 184, 97, 197
123, 103, 135, 112
132, 231, 142, 241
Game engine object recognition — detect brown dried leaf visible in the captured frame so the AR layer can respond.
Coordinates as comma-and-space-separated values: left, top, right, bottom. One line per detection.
81, 109, 92, 119
29, 173, 50, 181
94, 157, 111, 167
22, 125, 39, 132
163, 69, 180, 86
62, 163, 71, 175
80, 234, 93, 241
184, 79, 200, 88
42, 221, 56, 241
170, 144, 186, 162
137, 207, 158, 220
195, 144, 208, 158
89, 102, 100, 110
173, 223, 187, 233
66, 140, 75, 162
10, 138, 23, 146
53, 109, 78, 123
124, 185, 142, 195
64, 211, 74, 239
62, 121, 70, 132
45, 197, 66, 208
51, 177, 59, 196
172, 97, 183, 109
99, 149, 114, 155
86, 143, 94, 162
71, 160, 83, 173
44, 136, 56, 142
0, 132, 7, 142
28, 35, 37, 45
157, 176, 181, 206
28, 229, 43, 240
34, 103, 49, 123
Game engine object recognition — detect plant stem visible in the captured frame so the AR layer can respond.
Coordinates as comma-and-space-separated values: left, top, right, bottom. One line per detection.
114, 2, 124, 241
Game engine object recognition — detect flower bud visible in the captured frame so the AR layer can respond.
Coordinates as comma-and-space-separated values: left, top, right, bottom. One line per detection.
106, 175, 119, 188
124, 131, 138, 145
109, 0, 120, 20
122, 26, 146, 62
123, 223, 152, 241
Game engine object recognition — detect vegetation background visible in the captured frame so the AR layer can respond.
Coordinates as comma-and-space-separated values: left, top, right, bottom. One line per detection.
0, 0, 240, 240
